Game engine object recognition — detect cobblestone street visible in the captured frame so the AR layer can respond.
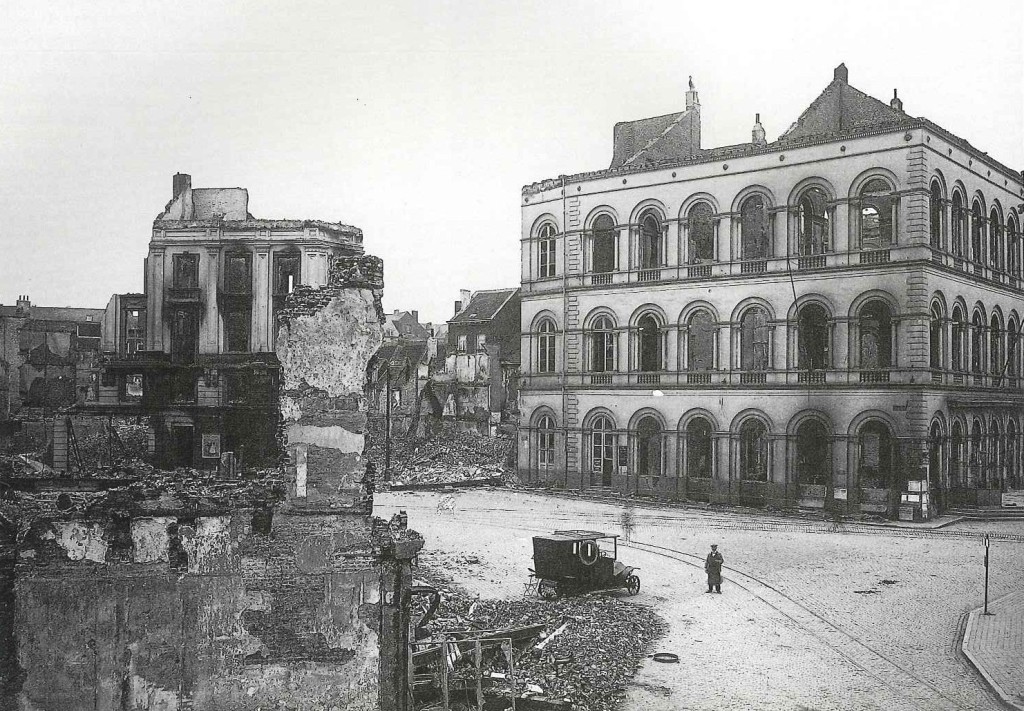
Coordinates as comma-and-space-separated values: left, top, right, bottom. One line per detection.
376, 489, 1024, 710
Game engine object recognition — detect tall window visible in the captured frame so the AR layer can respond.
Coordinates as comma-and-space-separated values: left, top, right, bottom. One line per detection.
990, 210, 1003, 271
687, 310, 716, 371
929, 303, 943, 370
971, 311, 985, 374
952, 306, 966, 372
123, 308, 145, 356
798, 188, 830, 255
592, 214, 616, 274
739, 419, 769, 481
223, 309, 251, 352
688, 202, 715, 263
740, 307, 770, 371
859, 179, 895, 249
1008, 219, 1021, 278
1008, 420, 1020, 490
859, 301, 893, 369
637, 315, 662, 371
590, 315, 615, 372
538, 223, 557, 279
638, 211, 662, 269
172, 253, 199, 289
591, 415, 616, 485
951, 192, 966, 257
537, 320, 556, 373
170, 309, 199, 364
538, 415, 555, 467
795, 420, 830, 486
740, 195, 769, 260
274, 253, 301, 294
971, 201, 985, 264
990, 315, 1002, 381
929, 181, 943, 249
636, 417, 663, 479
970, 419, 984, 487
1009, 319, 1020, 381
686, 418, 713, 479
797, 304, 829, 371
224, 253, 252, 293
950, 421, 965, 486
928, 421, 943, 488
858, 421, 893, 488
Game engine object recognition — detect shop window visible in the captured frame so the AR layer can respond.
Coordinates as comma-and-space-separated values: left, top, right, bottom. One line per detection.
858, 421, 893, 488
590, 415, 616, 486
795, 420, 830, 486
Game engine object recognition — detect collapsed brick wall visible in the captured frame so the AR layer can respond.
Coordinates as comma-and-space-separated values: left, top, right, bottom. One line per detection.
2, 255, 422, 711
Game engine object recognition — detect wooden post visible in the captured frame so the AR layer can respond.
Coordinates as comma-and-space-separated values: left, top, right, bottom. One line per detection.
439, 640, 450, 711
474, 640, 483, 711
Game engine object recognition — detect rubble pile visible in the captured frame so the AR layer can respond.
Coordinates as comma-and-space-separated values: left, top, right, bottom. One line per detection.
416, 574, 666, 710
73, 419, 150, 468
366, 418, 516, 488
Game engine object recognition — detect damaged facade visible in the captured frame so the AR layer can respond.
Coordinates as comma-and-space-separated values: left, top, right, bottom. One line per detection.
519, 64, 1024, 516
1, 252, 424, 710
77, 173, 364, 472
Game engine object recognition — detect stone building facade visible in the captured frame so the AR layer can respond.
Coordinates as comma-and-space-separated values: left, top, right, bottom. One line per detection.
82, 173, 364, 471
518, 65, 1024, 515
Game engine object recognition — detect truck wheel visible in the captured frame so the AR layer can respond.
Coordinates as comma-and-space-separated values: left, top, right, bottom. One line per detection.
538, 580, 558, 600
626, 575, 640, 596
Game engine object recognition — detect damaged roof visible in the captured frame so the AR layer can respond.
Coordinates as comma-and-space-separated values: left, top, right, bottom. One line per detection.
450, 288, 519, 324
610, 108, 701, 169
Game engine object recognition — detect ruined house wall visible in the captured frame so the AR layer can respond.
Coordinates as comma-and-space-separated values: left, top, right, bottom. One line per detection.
7, 255, 421, 711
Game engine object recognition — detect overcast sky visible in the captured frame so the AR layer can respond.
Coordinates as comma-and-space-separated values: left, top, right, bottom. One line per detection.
1, 1, 1022, 324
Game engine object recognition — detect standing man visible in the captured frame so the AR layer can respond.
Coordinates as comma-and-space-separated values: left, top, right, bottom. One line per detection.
705, 544, 724, 593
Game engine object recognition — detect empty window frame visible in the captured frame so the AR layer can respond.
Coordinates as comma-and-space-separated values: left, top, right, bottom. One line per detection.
795, 419, 830, 486
951, 306, 967, 372
739, 419, 769, 481
224, 252, 253, 293
457, 334, 468, 352
123, 308, 145, 355
929, 181, 944, 249
685, 417, 713, 479
990, 210, 1003, 271
637, 314, 662, 372
798, 188, 830, 255
858, 301, 893, 369
538, 223, 557, 279
687, 202, 715, 263
951, 192, 966, 257
537, 320, 556, 373
740, 195, 770, 260
591, 214, 616, 274
929, 303, 943, 370
476, 334, 487, 351
740, 307, 770, 371
636, 416, 663, 478
273, 253, 301, 295
172, 253, 199, 289
859, 179, 895, 249
687, 310, 716, 371
223, 308, 251, 352
971, 311, 985, 374
797, 304, 829, 371
638, 211, 662, 269
971, 201, 985, 264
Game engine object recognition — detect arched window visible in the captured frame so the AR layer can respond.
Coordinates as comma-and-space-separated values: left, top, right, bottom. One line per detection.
1008, 319, 1021, 382
859, 301, 893, 369
990, 315, 1002, 382
639, 211, 662, 270
990, 210, 1003, 271
592, 214, 616, 275
687, 202, 715, 263
929, 181, 943, 249
590, 415, 616, 486
687, 310, 716, 371
537, 319, 556, 373
638, 314, 662, 372
930, 303, 943, 370
740, 307, 770, 371
858, 420, 893, 489
951, 421, 965, 487
971, 201, 985, 264
537, 415, 555, 468
1008, 420, 1020, 490
952, 306, 967, 372
739, 419, 769, 481
590, 315, 615, 373
797, 304, 829, 371
970, 418, 984, 487
795, 419, 830, 486
686, 417, 713, 479
740, 195, 770, 260
990, 419, 1003, 489
538, 223, 557, 279
951, 192, 966, 257
928, 421, 943, 489
636, 416, 663, 479
971, 311, 985, 375
1008, 218, 1021, 279
799, 187, 830, 255
859, 179, 895, 249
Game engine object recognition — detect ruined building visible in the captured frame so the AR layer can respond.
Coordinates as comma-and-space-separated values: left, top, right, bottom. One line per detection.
519, 65, 1024, 516
80, 173, 364, 471
1, 249, 423, 710
0, 296, 104, 448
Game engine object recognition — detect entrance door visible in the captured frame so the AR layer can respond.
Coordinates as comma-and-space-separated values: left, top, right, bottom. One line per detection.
591, 416, 616, 487
170, 425, 194, 467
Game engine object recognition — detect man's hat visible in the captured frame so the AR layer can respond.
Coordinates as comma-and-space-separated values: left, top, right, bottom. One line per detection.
711, 544, 718, 548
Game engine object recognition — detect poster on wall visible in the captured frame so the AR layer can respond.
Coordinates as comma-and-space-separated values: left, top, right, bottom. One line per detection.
202, 433, 222, 459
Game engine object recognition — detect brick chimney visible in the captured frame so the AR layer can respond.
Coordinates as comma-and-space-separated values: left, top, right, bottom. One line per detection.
752, 113, 767, 147
172, 172, 191, 199
834, 63, 848, 84
15, 295, 30, 316
411, 310, 418, 322
890, 89, 903, 113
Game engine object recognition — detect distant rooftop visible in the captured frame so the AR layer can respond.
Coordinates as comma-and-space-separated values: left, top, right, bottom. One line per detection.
450, 288, 519, 324
0, 295, 104, 322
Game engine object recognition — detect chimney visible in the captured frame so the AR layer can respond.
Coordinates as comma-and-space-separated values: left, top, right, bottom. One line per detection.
15, 294, 30, 315
172, 173, 191, 199
460, 289, 471, 308
890, 89, 903, 113
752, 113, 767, 147
685, 75, 700, 111
833, 63, 848, 84
411, 310, 418, 322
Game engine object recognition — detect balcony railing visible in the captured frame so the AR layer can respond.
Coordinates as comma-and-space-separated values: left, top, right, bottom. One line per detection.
740, 259, 767, 275
739, 371, 767, 384
859, 249, 890, 265
688, 264, 712, 279
589, 373, 612, 385
798, 255, 826, 270
687, 372, 712, 385
638, 268, 661, 282
637, 372, 661, 385
797, 370, 826, 384
592, 272, 613, 285
859, 370, 890, 383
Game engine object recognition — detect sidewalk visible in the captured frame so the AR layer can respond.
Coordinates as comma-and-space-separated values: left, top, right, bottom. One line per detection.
962, 590, 1024, 710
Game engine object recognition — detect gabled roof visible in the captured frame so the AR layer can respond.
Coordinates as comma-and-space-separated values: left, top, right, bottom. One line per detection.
779, 66, 910, 143
610, 107, 700, 169
385, 311, 430, 340
450, 288, 519, 324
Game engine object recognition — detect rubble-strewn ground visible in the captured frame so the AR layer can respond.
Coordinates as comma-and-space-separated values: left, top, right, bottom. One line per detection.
366, 418, 516, 487
412, 565, 666, 711
380, 489, 1024, 711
